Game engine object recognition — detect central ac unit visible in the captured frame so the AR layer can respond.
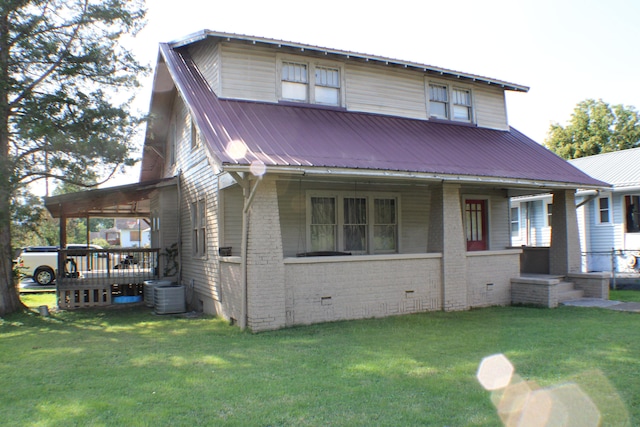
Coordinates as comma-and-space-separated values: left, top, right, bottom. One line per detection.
154, 285, 186, 314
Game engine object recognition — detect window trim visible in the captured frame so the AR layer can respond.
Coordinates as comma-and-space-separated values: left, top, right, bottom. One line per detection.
191, 197, 207, 259
545, 202, 553, 227
306, 191, 400, 255
510, 203, 520, 239
277, 55, 345, 107
426, 79, 475, 124
596, 195, 612, 225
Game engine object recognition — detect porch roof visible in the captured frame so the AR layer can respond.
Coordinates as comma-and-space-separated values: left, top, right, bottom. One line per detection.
44, 177, 177, 219
142, 43, 609, 192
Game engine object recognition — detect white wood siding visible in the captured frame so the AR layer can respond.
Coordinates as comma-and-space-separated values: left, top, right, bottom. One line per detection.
166, 95, 222, 304
188, 40, 510, 129
189, 39, 220, 95
345, 63, 427, 120
473, 85, 508, 130
219, 43, 278, 102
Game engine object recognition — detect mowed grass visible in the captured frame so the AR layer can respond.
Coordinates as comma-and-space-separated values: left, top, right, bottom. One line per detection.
1, 293, 638, 426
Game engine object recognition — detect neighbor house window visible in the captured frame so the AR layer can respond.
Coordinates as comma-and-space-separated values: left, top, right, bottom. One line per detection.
510, 205, 520, 238
315, 66, 340, 105
192, 199, 207, 257
428, 82, 473, 123
281, 62, 308, 102
597, 197, 611, 224
308, 193, 398, 254
625, 195, 640, 232
546, 203, 553, 227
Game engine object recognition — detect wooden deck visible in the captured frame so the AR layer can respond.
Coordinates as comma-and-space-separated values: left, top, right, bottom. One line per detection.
56, 248, 160, 309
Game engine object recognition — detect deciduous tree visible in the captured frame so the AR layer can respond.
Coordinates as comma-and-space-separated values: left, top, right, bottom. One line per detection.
545, 99, 640, 160
0, 0, 147, 315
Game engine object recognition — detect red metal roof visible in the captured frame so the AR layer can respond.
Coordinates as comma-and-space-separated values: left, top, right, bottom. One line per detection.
151, 43, 608, 189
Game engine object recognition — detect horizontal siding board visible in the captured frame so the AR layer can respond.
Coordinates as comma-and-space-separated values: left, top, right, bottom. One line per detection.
220, 43, 278, 102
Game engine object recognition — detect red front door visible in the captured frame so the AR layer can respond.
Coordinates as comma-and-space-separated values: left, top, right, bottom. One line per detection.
465, 199, 487, 251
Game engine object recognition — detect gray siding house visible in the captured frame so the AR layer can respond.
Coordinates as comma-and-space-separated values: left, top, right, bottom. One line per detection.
48, 31, 608, 330
513, 147, 640, 273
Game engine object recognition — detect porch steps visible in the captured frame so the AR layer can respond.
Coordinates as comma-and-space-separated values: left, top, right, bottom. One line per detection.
556, 281, 584, 303
511, 275, 583, 308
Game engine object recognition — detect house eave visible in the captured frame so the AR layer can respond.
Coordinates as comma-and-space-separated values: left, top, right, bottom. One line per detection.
222, 164, 605, 192
169, 30, 529, 93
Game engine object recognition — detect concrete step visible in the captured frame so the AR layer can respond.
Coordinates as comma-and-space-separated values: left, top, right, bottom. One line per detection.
558, 289, 585, 303
556, 281, 576, 293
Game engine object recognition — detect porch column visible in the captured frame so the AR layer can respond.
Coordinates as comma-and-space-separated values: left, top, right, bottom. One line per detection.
245, 176, 286, 331
549, 190, 581, 275
428, 183, 468, 311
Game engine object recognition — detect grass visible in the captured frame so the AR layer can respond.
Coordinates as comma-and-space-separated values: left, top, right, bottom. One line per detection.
611, 289, 640, 302
1, 294, 638, 426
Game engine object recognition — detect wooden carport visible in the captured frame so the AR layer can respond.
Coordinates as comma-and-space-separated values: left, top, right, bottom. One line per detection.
43, 177, 177, 308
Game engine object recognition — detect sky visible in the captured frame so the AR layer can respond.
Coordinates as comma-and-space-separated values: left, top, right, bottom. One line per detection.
111, 0, 640, 185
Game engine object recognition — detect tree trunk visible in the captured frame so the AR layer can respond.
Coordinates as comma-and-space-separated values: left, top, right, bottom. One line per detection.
0, 11, 24, 315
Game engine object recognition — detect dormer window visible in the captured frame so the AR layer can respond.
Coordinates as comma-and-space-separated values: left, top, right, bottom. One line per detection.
428, 82, 473, 123
281, 62, 308, 102
452, 88, 472, 121
315, 66, 340, 105
279, 58, 342, 106
428, 84, 449, 119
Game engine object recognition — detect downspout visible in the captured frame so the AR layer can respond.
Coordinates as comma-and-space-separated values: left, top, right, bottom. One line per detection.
177, 170, 183, 283
229, 171, 262, 330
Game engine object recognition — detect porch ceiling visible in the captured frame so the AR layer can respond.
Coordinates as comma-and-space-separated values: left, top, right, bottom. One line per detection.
44, 177, 177, 218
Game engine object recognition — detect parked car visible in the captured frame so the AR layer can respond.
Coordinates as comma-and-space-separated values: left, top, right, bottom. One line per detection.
14, 245, 104, 285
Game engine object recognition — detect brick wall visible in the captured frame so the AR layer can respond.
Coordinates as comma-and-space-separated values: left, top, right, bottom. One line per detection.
284, 254, 442, 326
467, 250, 521, 307
246, 177, 287, 331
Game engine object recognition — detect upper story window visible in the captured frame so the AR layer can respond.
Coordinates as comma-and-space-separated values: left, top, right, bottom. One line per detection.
280, 58, 342, 106
281, 62, 308, 102
315, 66, 340, 105
428, 82, 473, 123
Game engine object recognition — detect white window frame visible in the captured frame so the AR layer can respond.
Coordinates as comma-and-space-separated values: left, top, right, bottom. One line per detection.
510, 204, 521, 239
596, 195, 612, 225
426, 79, 475, 123
306, 191, 400, 254
278, 56, 345, 107
545, 202, 553, 227
191, 198, 207, 258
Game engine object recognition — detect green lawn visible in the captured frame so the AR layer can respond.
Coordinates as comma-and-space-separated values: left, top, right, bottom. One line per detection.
1, 293, 637, 426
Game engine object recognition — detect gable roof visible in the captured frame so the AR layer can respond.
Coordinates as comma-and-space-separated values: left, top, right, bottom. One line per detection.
141, 37, 608, 192
569, 147, 640, 189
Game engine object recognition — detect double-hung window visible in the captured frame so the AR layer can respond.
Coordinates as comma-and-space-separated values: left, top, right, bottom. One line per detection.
428, 84, 449, 119
597, 196, 611, 224
281, 62, 308, 102
428, 82, 473, 123
192, 199, 207, 257
280, 59, 342, 106
510, 205, 520, 238
308, 193, 398, 254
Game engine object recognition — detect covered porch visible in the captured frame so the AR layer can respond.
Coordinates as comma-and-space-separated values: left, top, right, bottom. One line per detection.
44, 178, 177, 309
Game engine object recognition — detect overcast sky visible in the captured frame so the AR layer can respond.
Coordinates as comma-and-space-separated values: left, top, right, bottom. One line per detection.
114, 0, 640, 185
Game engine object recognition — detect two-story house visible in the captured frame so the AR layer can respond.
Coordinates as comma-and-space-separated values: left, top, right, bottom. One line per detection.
46, 31, 608, 330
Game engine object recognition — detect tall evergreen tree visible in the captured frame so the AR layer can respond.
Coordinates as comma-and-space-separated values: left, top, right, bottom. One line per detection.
545, 99, 640, 160
0, 0, 147, 315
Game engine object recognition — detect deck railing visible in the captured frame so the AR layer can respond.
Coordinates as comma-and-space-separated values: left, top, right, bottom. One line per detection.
57, 248, 160, 287
56, 247, 160, 309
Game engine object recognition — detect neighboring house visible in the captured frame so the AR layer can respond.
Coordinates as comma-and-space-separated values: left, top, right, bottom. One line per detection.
89, 218, 151, 247
513, 147, 640, 272
45, 31, 607, 331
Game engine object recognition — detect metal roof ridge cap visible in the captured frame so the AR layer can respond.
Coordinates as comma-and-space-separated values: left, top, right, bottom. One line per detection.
172, 30, 529, 92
